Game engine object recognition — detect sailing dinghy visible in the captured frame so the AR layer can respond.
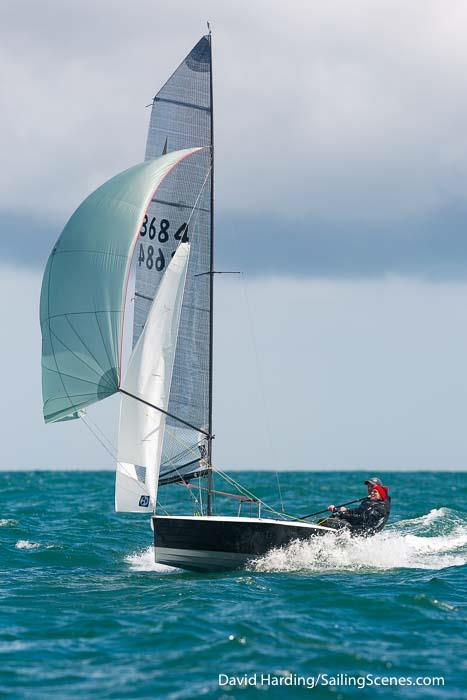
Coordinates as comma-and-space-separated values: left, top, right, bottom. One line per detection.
40, 33, 334, 572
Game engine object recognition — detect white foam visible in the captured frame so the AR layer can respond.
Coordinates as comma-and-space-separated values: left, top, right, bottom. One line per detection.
252, 510, 467, 573
125, 546, 181, 573
0, 519, 18, 527
15, 540, 41, 550
14, 540, 57, 551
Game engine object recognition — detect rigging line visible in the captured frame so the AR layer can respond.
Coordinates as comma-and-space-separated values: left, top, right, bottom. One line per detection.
158, 425, 207, 477
162, 448, 195, 468
204, 461, 297, 522
81, 415, 117, 462
212, 466, 295, 521
160, 459, 200, 479
119, 389, 211, 437
275, 471, 285, 514
240, 272, 285, 512
79, 414, 129, 481
175, 476, 203, 513
162, 443, 198, 467
156, 500, 170, 516
184, 166, 212, 230
162, 439, 197, 462
210, 467, 272, 513
80, 417, 136, 480
81, 415, 171, 510
159, 423, 203, 467
198, 478, 203, 515
83, 413, 117, 456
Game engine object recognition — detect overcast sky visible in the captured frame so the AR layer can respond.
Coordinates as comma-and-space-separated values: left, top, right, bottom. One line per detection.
2, 0, 467, 470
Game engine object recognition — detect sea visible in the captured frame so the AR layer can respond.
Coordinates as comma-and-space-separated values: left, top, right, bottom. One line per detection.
0, 470, 465, 699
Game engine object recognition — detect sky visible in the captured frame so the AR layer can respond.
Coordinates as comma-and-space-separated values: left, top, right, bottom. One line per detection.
2, 0, 467, 470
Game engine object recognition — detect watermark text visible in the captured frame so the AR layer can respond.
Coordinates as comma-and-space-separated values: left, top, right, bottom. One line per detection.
218, 672, 445, 690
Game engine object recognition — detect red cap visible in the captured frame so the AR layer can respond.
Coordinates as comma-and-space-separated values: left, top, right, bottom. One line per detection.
371, 485, 389, 501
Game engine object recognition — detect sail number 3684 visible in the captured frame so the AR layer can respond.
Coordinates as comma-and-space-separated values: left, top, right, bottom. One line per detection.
138, 216, 188, 272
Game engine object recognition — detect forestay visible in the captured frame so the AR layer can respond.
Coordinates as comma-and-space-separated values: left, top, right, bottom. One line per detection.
116, 243, 191, 512
40, 148, 201, 424
133, 35, 213, 485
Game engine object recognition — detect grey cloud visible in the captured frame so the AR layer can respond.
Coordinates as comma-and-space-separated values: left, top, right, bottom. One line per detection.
2, 0, 467, 278
2, 203, 467, 281
0, 212, 59, 269
217, 206, 467, 280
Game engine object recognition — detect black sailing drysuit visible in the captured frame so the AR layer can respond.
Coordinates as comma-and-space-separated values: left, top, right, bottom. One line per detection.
324, 496, 391, 536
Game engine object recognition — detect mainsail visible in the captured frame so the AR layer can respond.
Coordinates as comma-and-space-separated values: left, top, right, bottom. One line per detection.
133, 35, 213, 485
40, 148, 202, 424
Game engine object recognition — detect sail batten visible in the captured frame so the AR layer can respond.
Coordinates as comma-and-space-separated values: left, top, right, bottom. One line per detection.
40, 148, 202, 424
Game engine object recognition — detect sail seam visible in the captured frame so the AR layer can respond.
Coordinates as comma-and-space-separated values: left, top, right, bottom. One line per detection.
44, 391, 101, 407
95, 311, 117, 383
45, 252, 75, 419
50, 250, 128, 258
65, 313, 114, 386
47, 325, 115, 390
41, 310, 120, 324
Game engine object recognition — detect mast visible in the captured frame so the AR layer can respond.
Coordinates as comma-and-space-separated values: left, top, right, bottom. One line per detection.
207, 27, 214, 516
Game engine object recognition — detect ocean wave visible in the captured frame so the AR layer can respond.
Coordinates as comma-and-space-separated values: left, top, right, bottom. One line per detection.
14, 540, 58, 551
125, 546, 181, 573
392, 507, 465, 536
252, 509, 467, 573
15, 540, 41, 550
0, 519, 18, 527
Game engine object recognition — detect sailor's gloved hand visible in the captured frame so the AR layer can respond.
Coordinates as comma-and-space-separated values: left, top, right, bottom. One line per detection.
328, 505, 337, 512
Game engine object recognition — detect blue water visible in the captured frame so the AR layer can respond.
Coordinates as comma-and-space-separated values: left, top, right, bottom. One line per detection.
1, 471, 465, 699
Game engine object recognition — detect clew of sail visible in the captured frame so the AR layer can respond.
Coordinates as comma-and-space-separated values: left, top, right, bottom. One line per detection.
134, 34, 213, 486
40, 148, 202, 424
115, 243, 190, 512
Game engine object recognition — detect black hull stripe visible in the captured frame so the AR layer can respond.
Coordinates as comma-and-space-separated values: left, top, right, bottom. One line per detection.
153, 517, 328, 556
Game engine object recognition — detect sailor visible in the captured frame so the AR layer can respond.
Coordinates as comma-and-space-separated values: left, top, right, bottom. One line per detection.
327, 477, 391, 535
